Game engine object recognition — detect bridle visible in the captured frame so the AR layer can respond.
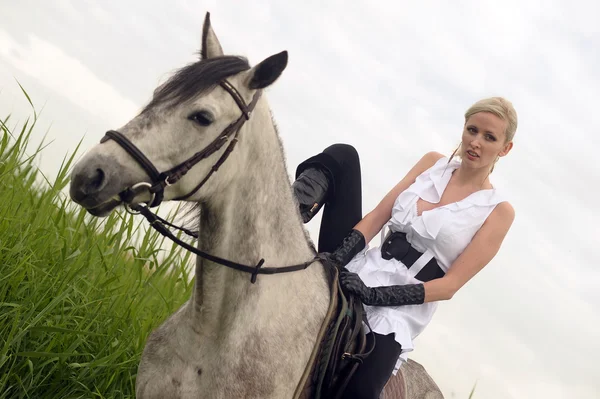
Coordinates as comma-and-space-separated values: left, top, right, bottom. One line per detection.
101, 80, 261, 208
101, 79, 321, 283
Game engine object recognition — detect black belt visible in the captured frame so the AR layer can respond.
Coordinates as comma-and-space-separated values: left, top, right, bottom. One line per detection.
381, 231, 445, 282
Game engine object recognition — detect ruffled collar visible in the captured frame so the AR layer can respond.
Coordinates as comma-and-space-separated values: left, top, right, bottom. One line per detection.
426, 157, 502, 208
390, 157, 505, 241
430, 158, 460, 200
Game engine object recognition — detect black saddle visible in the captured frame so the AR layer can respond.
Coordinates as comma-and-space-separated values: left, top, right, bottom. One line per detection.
294, 261, 375, 399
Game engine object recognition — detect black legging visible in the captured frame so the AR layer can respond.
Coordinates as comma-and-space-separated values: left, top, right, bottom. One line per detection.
295, 144, 363, 252
342, 332, 402, 399
296, 144, 402, 399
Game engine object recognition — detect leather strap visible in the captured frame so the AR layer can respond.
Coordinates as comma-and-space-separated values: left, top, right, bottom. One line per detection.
133, 203, 321, 283
101, 130, 161, 182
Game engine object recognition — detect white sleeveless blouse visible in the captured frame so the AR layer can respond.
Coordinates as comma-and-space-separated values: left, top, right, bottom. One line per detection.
346, 156, 506, 374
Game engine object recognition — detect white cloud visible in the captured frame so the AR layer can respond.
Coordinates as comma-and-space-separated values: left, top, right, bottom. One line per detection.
0, 29, 139, 124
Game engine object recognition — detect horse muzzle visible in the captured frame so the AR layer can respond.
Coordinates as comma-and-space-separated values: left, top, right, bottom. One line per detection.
69, 153, 148, 217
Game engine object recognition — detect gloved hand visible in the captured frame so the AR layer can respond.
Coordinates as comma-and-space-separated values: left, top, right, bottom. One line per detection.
293, 167, 330, 223
339, 269, 371, 299
339, 271, 425, 307
321, 229, 366, 269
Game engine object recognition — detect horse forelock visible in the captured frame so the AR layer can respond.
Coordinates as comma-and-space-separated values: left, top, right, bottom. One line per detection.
142, 56, 250, 113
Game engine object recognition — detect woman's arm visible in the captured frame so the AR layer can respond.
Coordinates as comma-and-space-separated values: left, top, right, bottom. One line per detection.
355, 151, 445, 244
340, 201, 515, 306
325, 151, 445, 269
423, 201, 515, 302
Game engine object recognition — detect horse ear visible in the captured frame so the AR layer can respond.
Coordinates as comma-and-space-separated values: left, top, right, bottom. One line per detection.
247, 51, 288, 90
201, 12, 224, 59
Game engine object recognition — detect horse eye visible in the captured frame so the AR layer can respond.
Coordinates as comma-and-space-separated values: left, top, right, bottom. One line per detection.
188, 111, 213, 126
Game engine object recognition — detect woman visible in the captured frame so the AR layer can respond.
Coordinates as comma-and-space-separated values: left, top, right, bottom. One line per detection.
292, 97, 517, 399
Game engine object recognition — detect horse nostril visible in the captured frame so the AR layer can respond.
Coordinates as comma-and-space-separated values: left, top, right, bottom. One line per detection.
69, 158, 115, 204
90, 168, 105, 190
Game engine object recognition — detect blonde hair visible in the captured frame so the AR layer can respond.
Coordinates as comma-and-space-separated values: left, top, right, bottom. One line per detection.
464, 96, 518, 143
449, 97, 518, 174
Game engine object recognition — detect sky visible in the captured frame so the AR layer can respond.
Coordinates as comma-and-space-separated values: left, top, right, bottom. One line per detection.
1, 1, 598, 398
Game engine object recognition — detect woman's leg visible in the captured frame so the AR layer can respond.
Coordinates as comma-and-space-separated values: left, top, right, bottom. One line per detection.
296, 146, 397, 398
294, 144, 362, 252
341, 332, 402, 399
317, 144, 362, 252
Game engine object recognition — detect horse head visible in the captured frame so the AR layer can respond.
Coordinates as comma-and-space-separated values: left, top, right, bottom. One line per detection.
70, 13, 288, 217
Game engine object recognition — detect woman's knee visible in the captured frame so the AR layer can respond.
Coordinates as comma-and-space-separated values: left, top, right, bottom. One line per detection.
322, 143, 360, 167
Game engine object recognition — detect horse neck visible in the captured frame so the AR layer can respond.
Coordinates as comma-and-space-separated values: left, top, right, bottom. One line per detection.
190, 99, 319, 327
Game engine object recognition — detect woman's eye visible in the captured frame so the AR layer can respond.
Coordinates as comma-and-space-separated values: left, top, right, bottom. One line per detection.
486, 134, 497, 141
467, 127, 477, 133
188, 111, 213, 126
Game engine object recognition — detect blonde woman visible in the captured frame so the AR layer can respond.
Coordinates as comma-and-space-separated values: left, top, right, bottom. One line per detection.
292, 97, 517, 399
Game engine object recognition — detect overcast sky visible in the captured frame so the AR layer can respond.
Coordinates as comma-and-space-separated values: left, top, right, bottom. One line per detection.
1, 1, 598, 398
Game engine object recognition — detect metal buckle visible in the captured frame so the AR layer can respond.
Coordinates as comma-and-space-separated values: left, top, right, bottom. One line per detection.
125, 201, 146, 215
123, 182, 155, 214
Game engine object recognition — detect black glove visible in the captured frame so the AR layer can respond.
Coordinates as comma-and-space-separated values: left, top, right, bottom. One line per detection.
293, 167, 331, 223
340, 271, 425, 307
293, 152, 342, 224
323, 229, 366, 269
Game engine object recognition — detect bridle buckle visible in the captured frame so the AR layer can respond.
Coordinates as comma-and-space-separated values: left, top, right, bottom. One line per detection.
123, 182, 155, 214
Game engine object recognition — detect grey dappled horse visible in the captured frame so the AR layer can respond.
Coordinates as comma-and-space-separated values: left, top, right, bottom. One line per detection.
69, 12, 442, 399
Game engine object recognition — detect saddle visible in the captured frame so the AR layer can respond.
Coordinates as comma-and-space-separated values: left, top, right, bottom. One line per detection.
293, 260, 375, 399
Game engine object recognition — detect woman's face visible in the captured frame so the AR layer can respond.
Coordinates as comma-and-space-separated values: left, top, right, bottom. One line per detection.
461, 112, 513, 170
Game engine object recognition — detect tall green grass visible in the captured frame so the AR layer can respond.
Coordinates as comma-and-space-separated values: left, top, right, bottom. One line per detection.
0, 98, 193, 398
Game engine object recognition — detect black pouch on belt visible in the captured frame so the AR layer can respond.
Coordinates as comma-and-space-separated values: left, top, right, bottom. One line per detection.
381, 231, 411, 261
380, 231, 445, 282
381, 231, 421, 266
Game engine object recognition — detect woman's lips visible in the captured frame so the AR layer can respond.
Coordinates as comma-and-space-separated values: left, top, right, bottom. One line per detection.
466, 150, 479, 160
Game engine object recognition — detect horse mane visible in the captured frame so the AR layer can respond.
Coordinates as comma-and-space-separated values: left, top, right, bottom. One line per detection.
142, 55, 250, 113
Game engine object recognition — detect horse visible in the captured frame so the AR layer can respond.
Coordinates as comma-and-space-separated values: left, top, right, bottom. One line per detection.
69, 12, 443, 399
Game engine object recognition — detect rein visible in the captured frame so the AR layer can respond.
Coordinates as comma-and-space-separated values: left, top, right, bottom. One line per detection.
131, 203, 322, 283
102, 78, 321, 283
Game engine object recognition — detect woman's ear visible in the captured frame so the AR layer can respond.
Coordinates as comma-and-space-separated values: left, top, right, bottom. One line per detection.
499, 141, 513, 157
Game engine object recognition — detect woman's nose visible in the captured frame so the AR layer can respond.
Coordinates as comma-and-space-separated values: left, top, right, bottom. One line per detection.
470, 137, 481, 148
